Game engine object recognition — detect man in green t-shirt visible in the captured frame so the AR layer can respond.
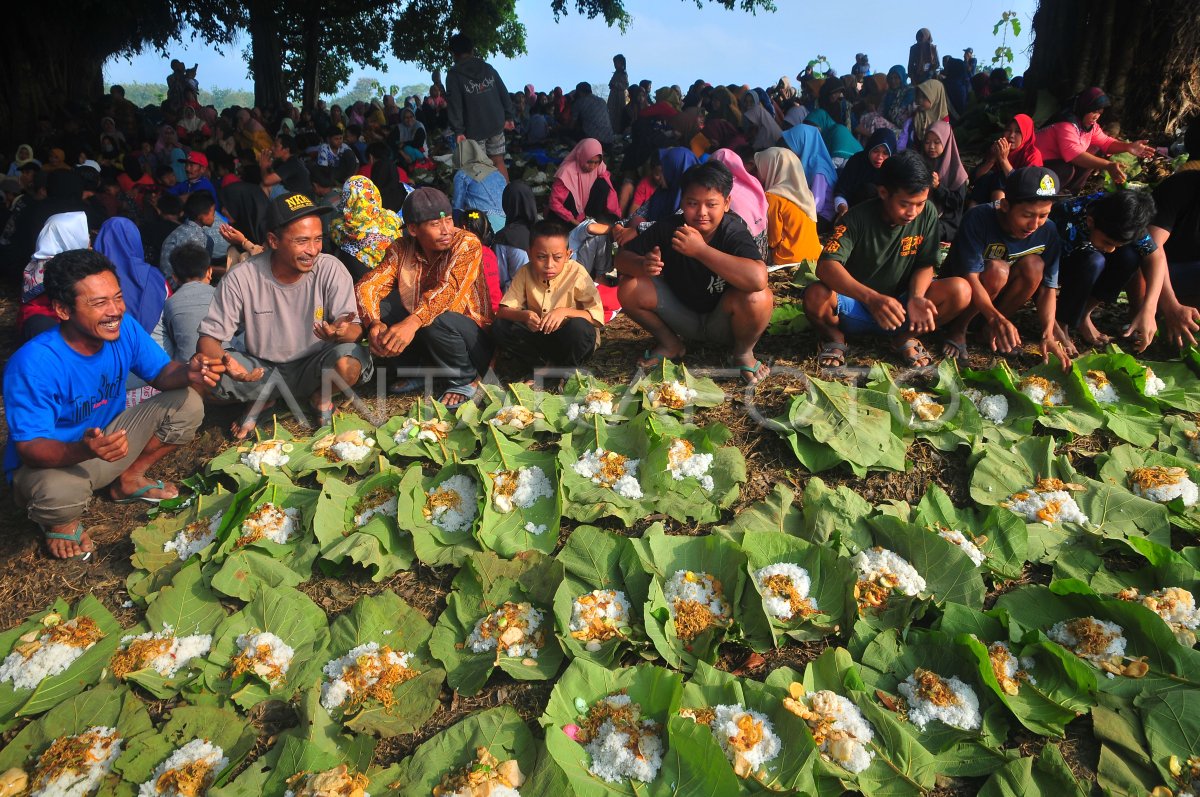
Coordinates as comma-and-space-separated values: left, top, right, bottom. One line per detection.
803, 150, 971, 368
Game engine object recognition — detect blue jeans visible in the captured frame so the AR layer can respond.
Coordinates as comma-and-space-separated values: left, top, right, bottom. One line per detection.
835, 292, 910, 335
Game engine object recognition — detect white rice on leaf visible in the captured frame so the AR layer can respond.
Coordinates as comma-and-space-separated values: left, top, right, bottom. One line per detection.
963, 388, 1009, 424
936, 528, 986, 566
572, 448, 643, 500
579, 693, 664, 784
663, 570, 730, 640
783, 688, 875, 774
29, 725, 122, 797
319, 641, 418, 711
490, 466, 554, 513
164, 512, 224, 561
1018, 376, 1065, 407
113, 625, 212, 679
897, 669, 982, 731
753, 563, 818, 621
136, 739, 227, 797
711, 704, 782, 778
0, 616, 107, 691
466, 602, 545, 660
423, 474, 480, 533
1128, 466, 1199, 507
1085, 371, 1119, 404
230, 630, 294, 686
1002, 479, 1089, 525
666, 439, 714, 492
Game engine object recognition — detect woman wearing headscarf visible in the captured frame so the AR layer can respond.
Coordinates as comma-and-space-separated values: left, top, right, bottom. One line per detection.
805, 109, 863, 165
905, 79, 950, 151
920, 120, 969, 242
549, 138, 620, 226
632, 146, 699, 224
608, 54, 629, 133
393, 107, 428, 165
707, 87, 742, 127
740, 91, 783, 151
695, 118, 747, 154
971, 114, 1044, 203
94, 216, 168, 336
775, 76, 797, 102
753, 147, 822, 265
834, 128, 896, 215
452, 139, 507, 232
819, 80, 853, 130
329, 176, 403, 282
492, 181, 537, 291
778, 125, 838, 221
941, 56, 971, 117
908, 28, 939, 84
20, 211, 90, 338
1036, 87, 1154, 193
712, 149, 769, 258
881, 66, 917, 132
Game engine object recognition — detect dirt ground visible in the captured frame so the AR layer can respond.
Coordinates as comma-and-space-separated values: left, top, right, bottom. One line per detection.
0, 266, 1178, 791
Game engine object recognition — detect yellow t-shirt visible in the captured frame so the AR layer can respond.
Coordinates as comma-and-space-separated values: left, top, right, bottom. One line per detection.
765, 193, 822, 265
499, 258, 605, 344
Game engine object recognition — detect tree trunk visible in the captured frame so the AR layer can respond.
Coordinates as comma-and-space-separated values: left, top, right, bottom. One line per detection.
1028, 0, 1200, 137
249, 0, 285, 110
300, 4, 322, 112
0, 30, 105, 153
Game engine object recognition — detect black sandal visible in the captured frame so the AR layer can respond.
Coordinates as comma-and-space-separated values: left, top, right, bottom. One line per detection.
817, 341, 849, 368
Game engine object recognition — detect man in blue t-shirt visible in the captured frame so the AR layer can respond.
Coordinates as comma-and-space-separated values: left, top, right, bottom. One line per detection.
3, 250, 217, 559
942, 167, 1072, 367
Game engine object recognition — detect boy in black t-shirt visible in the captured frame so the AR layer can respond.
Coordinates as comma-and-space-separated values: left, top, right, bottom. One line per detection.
616, 160, 772, 385
942, 167, 1071, 366
803, 150, 971, 369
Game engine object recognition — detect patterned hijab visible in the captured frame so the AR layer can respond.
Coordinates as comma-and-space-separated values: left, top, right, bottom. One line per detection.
329, 176, 404, 269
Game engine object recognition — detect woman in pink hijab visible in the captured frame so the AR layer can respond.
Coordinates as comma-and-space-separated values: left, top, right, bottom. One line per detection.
711, 148, 769, 259
549, 138, 621, 225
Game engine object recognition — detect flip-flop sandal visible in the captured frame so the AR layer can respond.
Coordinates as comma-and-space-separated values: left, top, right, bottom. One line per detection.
738, 360, 770, 387
42, 522, 94, 561
817, 341, 849, 368
440, 383, 479, 406
892, 338, 933, 368
389, 377, 424, 395
112, 479, 174, 504
942, 339, 969, 364
637, 349, 665, 369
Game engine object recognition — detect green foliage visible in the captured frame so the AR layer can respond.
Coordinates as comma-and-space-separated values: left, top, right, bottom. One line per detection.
991, 10, 1022, 67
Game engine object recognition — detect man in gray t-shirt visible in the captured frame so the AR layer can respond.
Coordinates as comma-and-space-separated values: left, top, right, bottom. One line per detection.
195, 192, 374, 438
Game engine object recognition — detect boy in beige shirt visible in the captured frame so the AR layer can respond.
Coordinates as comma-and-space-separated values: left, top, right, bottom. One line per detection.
494, 219, 605, 377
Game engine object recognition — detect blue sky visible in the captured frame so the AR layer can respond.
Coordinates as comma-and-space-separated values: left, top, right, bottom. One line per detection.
105, 0, 1037, 97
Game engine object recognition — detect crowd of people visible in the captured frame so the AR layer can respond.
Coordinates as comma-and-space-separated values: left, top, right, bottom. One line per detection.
3, 29, 1200, 559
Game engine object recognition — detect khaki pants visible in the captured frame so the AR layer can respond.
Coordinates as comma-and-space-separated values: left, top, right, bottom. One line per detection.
12, 388, 204, 527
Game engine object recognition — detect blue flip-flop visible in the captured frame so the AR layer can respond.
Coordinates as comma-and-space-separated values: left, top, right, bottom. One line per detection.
112, 479, 172, 504
42, 522, 94, 561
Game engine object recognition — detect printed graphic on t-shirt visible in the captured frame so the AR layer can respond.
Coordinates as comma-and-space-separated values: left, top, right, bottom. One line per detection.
824, 225, 847, 254
899, 235, 924, 257
983, 243, 1008, 260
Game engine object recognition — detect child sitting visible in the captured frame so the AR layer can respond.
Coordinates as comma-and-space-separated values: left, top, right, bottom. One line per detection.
161, 243, 214, 363
494, 220, 605, 377
458, 208, 502, 315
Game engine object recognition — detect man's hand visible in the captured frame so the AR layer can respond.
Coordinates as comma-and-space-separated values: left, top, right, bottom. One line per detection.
612, 224, 636, 246
223, 353, 264, 382
541, 307, 571, 333
369, 319, 417, 357
906, 295, 938, 334
1041, 331, 1072, 369
835, 201, 849, 219
866, 293, 907, 331
1131, 139, 1154, 158
83, 427, 128, 462
986, 314, 1021, 354
1107, 160, 1127, 184
521, 310, 543, 332
503, 120, 515, 132
257, 148, 272, 170
671, 224, 707, 259
643, 246, 665, 278
1161, 300, 1200, 347
219, 223, 248, 249
187, 354, 223, 390
314, 312, 355, 343
1123, 310, 1158, 353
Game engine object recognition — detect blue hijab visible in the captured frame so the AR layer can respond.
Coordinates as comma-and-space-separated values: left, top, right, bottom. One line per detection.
643, 147, 699, 222
779, 125, 837, 189
94, 217, 167, 334
882, 65, 916, 121
805, 109, 863, 160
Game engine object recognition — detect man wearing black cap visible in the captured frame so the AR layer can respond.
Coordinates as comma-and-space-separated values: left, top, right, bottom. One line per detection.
942, 166, 1071, 365
357, 187, 493, 407
195, 192, 372, 438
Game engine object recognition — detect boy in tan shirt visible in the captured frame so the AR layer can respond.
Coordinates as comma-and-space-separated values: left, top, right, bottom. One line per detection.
494, 219, 605, 377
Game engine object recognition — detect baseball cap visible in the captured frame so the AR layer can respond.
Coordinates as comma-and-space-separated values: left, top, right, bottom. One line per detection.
265, 192, 333, 233
78, 160, 102, 173
178, 151, 209, 169
402, 187, 453, 225
1004, 167, 1071, 203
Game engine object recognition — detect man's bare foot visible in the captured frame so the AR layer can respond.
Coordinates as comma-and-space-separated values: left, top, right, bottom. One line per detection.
232, 401, 276, 440
42, 521, 95, 560
110, 475, 179, 502
637, 344, 686, 369
1078, 316, 1111, 347
441, 381, 479, 408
